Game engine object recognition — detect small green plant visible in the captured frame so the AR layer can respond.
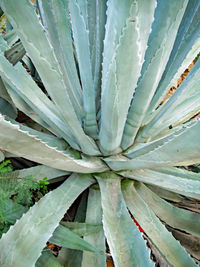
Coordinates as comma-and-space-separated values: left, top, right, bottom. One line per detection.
0, 160, 50, 237
0, 160, 12, 173
38, 177, 50, 195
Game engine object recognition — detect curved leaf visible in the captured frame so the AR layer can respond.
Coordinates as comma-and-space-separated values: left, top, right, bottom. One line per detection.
82, 187, 106, 267
0, 36, 79, 149
121, 0, 188, 149
122, 180, 197, 267
0, 76, 13, 104
0, 114, 107, 173
60, 221, 102, 237
36, 251, 63, 267
0, 97, 16, 119
0, 173, 94, 267
57, 248, 81, 267
138, 58, 200, 141
147, 184, 185, 203
96, 174, 153, 267
57, 192, 88, 267
39, 0, 83, 120
13, 165, 69, 182
1, 0, 100, 155
49, 224, 101, 254
86, 0, 106, 113
100, 0, 156, 154
119, 168, 200, 199
106, 120, 200, 170
69, 0, 98, 137
136, 183, 200, 238
147, 1, 200, 116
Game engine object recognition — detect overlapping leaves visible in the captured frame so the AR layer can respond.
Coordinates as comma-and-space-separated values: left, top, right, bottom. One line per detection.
0, 0, 199, 266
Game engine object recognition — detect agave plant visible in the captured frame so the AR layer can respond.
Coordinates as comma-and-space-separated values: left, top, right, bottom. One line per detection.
0, 0, 200, 266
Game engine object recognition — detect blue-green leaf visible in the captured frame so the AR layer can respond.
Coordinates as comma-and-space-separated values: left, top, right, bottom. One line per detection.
136, 182, 200, 238
100, 0, 156, 154
1, 0, 100, 155
39, 0, 83, 121
147, 1, 200, 116
119, 167, 200, 199
0, 114, 107, 173
36, 250, 63, 267
49, 224, 102, 254
82, 187, 106, 267
122, 180, 197, 267
0, 173, 94, 267
69, 0, 98, 138
96, 174, 153, 267
121, 0, 188, 149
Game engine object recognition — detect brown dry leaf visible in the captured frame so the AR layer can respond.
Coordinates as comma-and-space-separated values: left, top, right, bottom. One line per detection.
107, 259, 114, 267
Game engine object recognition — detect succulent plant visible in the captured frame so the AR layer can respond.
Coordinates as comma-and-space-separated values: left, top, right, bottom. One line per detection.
0, 0, 200, 266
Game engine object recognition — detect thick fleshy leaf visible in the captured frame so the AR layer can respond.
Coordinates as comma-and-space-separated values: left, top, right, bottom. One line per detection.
82, 187, 106, 267
57, 192, 88, 267
57, 248, 81, 267
86, 0, 106, 112
0, 35, 79, 149
147, 184, 185, 203
0, 63, 17, 119
36, 251, 63, 267
100, 0, 156, 154
135, 182, 200, 238
121, 0, 188, 149
155, 166, 200, 180
105, 120, 200, 170
0, 97, 17, 119
119, 168, 200, 199
147, 1, 200, 116
5, 116, 69, 151
0, 1, 200, 266
60, 221, 102, 237
4, 82, 62, 138
0, 173, 94, 267
38, 0, 83, 120
138, 58, 200, 142
69, 0, 98, 137
13, 165, 69, 182
122, 180, 197, 267
3, 29, 18, 46
1, 0, 100, 155
0, 114, 107, 173
49, 224, 102, 254
0, 76, 13, 104
96, 174, 153, 267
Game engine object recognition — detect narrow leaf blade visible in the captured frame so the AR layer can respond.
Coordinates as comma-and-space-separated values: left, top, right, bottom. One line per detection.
0, 174, 94, 267
96, 174, 153, 267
